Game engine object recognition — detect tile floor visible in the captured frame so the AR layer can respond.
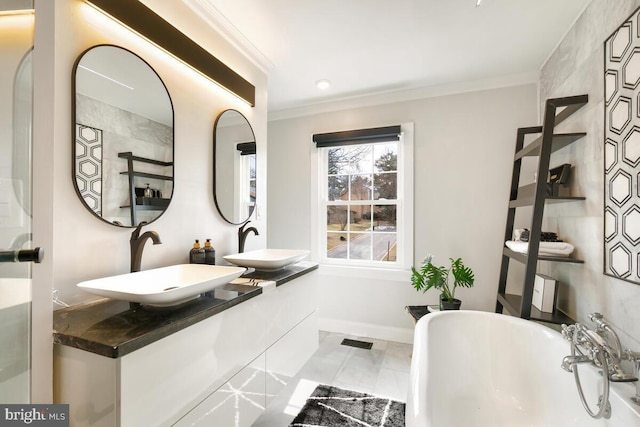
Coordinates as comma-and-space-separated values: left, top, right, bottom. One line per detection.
252, 331, 413, 426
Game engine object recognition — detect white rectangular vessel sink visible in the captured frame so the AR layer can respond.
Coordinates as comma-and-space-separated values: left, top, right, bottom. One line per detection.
77, 264, 246, 307
223, 249, 310, 271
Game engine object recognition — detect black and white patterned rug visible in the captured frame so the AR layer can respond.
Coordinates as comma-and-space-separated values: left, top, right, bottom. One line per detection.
289, 384, 405, 427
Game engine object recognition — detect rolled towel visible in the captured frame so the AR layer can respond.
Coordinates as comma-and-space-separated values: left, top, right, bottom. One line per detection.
516, 228, 560, 242
505, 240, 574, 257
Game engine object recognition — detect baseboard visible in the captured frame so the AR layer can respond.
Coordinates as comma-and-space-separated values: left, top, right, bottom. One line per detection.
318, 317, 414, 345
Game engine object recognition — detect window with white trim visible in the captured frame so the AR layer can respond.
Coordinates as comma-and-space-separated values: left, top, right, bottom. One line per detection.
237, 142, 256, 219
313, 124, 413, 269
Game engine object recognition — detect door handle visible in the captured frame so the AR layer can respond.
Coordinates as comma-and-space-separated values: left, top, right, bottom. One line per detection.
0, 247, 44, 263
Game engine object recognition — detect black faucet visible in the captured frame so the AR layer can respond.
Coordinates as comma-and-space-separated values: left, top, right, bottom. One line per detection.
130, 222, 162, 272
238, 221, 259, 253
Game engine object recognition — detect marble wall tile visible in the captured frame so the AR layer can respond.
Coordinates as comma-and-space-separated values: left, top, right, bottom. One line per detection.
74, 94, 172, 225
540, 0, 640, 348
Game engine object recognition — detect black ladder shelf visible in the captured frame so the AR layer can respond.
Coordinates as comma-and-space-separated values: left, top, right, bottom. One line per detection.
495, 94, 588, 324
118, 152, 173, 226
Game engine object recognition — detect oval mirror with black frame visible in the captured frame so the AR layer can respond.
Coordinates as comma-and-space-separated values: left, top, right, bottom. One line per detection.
72, 44, 174, 228
213, 109, 256, 225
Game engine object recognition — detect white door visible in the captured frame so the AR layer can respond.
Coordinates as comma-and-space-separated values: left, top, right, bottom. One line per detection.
0, 2, 36, 403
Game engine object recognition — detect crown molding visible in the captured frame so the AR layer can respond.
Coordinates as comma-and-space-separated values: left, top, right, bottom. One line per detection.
268, 71, 540, 122
182, 0, 273, 74
267, 71, 540, 121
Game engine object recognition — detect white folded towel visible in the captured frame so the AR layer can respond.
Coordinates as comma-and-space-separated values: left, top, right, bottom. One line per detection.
505, 240, 574, 257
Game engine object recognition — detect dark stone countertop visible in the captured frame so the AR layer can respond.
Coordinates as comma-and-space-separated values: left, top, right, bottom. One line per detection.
53, 262, 318, 358
242, 260, 318, 286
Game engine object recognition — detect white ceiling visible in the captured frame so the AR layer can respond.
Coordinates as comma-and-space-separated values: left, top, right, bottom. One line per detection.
76, 46, 173, 126
190, 0, 591, 114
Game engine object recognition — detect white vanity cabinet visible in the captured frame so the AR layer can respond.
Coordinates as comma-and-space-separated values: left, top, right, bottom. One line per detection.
174, 312, 318, 427
173, 353, 267, 427
265, 312, 318, 407
54, 267, 319, 427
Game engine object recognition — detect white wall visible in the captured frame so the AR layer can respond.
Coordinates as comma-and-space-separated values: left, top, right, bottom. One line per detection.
267, 84, 538, 342
31, 0, 268, 401
539, 0, 640, 349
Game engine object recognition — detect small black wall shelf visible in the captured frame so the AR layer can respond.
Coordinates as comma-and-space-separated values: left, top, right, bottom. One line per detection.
118, 152, 173, 226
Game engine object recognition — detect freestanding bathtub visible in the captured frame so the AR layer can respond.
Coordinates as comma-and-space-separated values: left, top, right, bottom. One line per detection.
406, 311, 640, 427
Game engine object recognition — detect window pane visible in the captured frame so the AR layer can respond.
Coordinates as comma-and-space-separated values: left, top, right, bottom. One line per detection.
328, 146, 372, 175
327, 232, 348, 259
328, 175, 348, 201
327, 206, 349, 231
249, 179, 256, 203
374, 233, 397, 262
249, 154, 256, 179
374, 143, 397, 172
374, 172, 396, 200
349, 206, 371, 232
349, 233, 371, 260
373, 205, 397, 232
351, 145, 373, 174
350, 174, 372, 201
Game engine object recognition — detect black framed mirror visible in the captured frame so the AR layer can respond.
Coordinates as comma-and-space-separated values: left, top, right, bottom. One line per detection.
72, 45, 174, 228
213, 109, 256, 224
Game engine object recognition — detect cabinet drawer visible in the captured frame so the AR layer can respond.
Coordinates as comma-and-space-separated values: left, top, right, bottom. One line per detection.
173, 354, 266, 427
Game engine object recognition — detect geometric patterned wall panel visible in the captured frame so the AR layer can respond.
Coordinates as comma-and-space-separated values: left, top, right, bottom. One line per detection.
75, 124, 103, 216
605, 6, 640, 285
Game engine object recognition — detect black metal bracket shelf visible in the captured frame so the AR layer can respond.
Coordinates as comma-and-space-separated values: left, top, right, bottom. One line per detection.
118, 171, 173, 181
120, 196, 171, 211
495, 94, 588, 324
118, 152, 173, 226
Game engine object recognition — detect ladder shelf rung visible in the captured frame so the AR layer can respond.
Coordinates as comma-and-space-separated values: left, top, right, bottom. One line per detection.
509, 191, 586, 208
514, 132, 586, 160
503, 247, 584, 264
118, 152, 173, 167
120, 171, 174, 181
497, 292, 575, 324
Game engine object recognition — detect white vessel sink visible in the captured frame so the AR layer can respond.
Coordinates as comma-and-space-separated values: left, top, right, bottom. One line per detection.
223, 249, 310, 271
77, 264, 246, 307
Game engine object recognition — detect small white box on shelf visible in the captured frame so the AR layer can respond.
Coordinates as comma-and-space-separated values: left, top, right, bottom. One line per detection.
532, 274, 557, 313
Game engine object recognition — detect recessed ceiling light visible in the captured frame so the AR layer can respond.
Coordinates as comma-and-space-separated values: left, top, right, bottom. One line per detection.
476, 0, 483, 6
316, 79, 331, 90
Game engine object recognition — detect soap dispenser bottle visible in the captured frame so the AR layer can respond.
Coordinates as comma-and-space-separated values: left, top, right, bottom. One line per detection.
189, 240, 205, 264
204, 239, 216, 265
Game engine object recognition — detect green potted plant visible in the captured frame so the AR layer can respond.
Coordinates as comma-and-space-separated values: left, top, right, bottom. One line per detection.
411, 255, 475, 310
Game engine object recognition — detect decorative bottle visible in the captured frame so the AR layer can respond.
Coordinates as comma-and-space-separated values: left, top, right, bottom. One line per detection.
189, 240, 205, 264
204, 239, 216, 265
144, 183, 153, 198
